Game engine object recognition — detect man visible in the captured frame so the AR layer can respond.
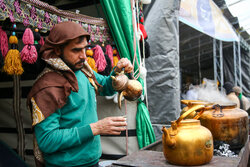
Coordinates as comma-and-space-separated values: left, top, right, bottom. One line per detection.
27, 21, 133, 167
223, 82, 240, 108
233, 86, 250, 111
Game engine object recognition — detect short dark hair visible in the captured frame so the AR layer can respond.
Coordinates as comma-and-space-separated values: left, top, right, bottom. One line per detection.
223, 82, 234, 95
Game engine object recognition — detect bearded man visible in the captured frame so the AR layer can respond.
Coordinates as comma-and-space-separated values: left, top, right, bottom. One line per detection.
27, 21, 133, 167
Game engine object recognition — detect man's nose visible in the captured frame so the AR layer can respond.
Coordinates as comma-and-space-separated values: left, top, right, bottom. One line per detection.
79, 49, 86, 59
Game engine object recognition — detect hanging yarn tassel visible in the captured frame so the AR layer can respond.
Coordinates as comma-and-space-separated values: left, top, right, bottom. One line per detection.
112, 47, 120, 68
86, 46, 97, 72
139, 23, 148, 41
105, 45, 113, 67
93, 45, 106, 72
99, 46, 112, 76
0, 26, 8, 57
3, 33, 23, 75
4, 49, 23, 75
9, 35, 18, 44
21, 28, 37, 64
22, 28, 45, 76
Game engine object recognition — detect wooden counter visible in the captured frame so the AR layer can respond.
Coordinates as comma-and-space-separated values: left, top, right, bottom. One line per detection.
108, 138, 249, 167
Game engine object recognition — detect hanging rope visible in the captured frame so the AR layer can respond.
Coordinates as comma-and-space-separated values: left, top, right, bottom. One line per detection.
125, 100, 128, 155
130, 0, 141, 80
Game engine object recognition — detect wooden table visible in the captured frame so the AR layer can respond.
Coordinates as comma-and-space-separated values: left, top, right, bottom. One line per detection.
109, 138, 249, 167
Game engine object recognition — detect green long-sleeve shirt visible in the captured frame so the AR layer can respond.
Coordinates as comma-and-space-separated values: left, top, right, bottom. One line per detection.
35, 70, 116, 167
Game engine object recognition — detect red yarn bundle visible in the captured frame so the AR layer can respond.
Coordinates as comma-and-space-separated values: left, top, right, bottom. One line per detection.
139, 23, 147, 40
0, 26, 8, 57
21, 28, 38, 64
93, 45, 106, 72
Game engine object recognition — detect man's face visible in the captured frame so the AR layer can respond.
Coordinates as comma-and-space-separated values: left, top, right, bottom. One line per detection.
61, 37, 88, 71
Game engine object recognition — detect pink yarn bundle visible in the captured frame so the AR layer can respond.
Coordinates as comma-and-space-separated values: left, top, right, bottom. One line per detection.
0, 27, 8, 57
21, 28, 37, 64
93, 45, 107, 72
105, 45, 113, 67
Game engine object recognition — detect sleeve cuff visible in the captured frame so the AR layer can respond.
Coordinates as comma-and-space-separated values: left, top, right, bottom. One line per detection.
110, 66, 117, 76
77, 125, 94, 143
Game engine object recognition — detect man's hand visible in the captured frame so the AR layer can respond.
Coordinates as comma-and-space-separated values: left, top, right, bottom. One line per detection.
115, 58, 134, 74
90, 116, 127, 136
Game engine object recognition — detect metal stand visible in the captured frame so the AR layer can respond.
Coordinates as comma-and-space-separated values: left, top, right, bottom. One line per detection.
233, 39, 242, 88
213, 39, 224, 90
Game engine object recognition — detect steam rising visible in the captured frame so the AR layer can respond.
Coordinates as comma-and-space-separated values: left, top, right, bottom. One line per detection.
187, 78, 231, 104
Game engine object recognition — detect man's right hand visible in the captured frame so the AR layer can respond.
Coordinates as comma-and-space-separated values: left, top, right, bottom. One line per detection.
90, 117, 127, 136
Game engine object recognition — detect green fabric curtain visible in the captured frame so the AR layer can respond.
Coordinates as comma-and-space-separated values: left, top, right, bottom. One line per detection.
100, 0, 137, 63
100, 0, 155, 149
136, 99, 156, 149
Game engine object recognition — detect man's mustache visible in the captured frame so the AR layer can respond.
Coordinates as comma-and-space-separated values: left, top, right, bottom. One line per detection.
75, 59, 85, 65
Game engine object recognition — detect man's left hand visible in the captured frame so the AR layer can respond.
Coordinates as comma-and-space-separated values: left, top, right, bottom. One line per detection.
115, 58, 134, 74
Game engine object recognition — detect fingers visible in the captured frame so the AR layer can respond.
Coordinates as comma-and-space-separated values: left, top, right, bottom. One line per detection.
95, 116, 127, 135
124, 65, 133, 74
112, 121, 127, 127
110, 116, 126, 122
116, 58, 134, 73
107, 117, 127, 127
110, 126, 127, 132
108, 126, 126, 135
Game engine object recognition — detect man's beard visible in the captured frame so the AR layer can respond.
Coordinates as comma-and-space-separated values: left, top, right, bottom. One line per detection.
61, 55, 85, 71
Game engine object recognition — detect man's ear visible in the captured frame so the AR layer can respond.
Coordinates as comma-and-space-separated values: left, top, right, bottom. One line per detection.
54, 47, 62, 56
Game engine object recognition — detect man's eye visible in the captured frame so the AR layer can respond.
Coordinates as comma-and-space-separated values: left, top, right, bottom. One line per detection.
72, 48, 82, 52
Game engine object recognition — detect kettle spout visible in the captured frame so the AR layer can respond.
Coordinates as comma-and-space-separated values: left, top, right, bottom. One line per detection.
118, 91, 124, 109
162, 126, 176, 148
111, 76, 116, 81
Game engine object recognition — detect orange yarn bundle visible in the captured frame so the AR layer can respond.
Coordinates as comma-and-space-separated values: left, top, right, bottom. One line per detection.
112, 48, 120, 68
86, 47, 97, 72
3, 34, 23, 75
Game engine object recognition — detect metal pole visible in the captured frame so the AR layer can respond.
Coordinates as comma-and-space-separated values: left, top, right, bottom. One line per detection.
213, 38, 217, 82
233, 41, 237, 86
198, 37, 201, 83
238, 39, 242, 88
219, 40, 224, 89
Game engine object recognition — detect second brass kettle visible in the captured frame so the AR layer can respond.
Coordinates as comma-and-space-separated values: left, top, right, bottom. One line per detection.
162, 104, 213, 166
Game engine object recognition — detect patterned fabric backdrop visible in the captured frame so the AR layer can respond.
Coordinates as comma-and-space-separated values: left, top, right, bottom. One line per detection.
0, 0, 112, 43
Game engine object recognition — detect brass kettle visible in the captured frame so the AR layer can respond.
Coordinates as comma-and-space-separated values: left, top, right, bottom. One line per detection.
181, 100, 249, 149
111, 69, 142, 109
162, 104, 213, 166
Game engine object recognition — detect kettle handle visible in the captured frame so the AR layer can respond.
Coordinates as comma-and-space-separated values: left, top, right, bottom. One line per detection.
176, 104, 205, 125
181, 100, 203, 106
